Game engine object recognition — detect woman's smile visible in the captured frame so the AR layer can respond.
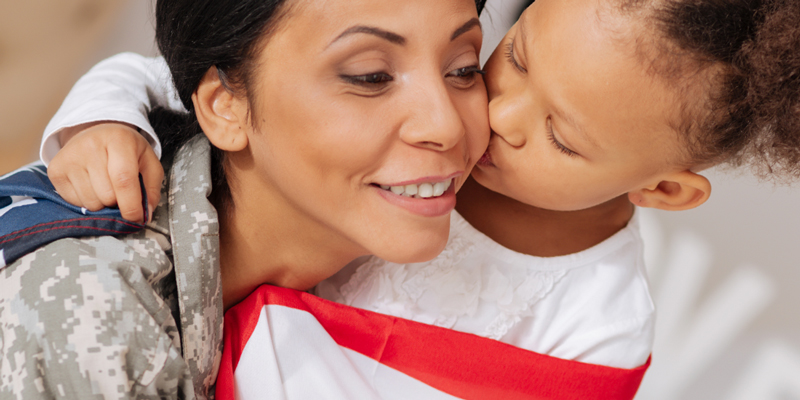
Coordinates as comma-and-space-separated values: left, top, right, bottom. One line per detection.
372, 174, 459, 217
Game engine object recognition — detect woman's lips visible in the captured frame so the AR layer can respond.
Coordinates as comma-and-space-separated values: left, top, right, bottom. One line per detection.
379, 178, 453, 198
374, 180, 457, 217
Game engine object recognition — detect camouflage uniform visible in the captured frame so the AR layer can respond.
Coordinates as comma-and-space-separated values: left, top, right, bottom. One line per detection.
0, 135, 223, 399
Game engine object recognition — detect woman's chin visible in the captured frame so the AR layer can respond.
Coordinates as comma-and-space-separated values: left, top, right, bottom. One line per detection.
370, 225, 450, 265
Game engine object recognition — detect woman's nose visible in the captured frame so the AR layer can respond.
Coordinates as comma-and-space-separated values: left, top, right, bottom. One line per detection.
399, 80, 465, 152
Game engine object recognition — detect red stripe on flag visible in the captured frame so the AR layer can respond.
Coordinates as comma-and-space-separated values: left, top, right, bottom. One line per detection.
217, 285, 650, 400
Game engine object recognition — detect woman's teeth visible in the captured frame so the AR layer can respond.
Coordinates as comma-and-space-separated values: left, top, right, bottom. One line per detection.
379, 179, 452, 199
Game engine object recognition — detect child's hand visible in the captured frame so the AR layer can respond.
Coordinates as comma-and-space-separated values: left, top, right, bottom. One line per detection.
48, 122, 164, 223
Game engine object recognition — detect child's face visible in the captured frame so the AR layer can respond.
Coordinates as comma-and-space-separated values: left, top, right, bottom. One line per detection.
473, 0, 688, 211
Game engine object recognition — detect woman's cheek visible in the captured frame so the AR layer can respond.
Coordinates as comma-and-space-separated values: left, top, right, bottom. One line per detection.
463, 86, 491, 163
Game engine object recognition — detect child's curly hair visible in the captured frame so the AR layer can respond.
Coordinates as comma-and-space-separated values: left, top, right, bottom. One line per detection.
621, 0, 800, 181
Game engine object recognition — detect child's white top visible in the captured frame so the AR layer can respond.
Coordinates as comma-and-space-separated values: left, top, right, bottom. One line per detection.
41, 52, 655, 369
317, 210, 655, 369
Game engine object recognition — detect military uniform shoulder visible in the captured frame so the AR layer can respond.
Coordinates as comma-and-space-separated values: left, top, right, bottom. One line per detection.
0, 230, 186, 399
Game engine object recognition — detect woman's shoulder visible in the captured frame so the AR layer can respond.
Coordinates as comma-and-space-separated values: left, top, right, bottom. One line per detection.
1, 226, 174, 304
0, 229, 190, 398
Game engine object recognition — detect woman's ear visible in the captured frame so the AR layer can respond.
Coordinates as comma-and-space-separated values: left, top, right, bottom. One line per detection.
628, 170, 711, 211
192, 67, 249, 152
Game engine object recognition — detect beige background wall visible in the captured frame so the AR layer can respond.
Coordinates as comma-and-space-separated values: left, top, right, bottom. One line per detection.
2, 1, 798, 398
0, 0, 157, 174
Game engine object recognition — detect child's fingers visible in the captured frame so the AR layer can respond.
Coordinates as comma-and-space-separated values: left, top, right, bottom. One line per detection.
68, 170, 106, 212
49, 173, 82, 208
102, 123, 154, 223
87, 170, 117, 208
48, 167, 81, 206
86, 156, 117, 208
138, 146, 164, 222
107, 147, 145, 223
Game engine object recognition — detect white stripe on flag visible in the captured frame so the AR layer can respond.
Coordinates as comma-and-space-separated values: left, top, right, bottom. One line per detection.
0, 163, 47, 180
0, 196, 37, 218
235, 305, 461, 400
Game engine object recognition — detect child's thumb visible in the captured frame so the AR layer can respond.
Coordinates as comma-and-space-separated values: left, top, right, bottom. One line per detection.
139, 150, 165, 223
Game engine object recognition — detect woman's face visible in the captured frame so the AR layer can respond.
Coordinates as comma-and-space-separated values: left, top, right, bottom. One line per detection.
238, 0, 488, 263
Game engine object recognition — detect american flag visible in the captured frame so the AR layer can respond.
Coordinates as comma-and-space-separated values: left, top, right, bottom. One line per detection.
217, 285, 650, 400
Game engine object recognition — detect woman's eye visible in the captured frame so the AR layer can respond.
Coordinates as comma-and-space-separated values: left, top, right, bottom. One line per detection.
340, 72, 393, 90
446, 65, 485, 88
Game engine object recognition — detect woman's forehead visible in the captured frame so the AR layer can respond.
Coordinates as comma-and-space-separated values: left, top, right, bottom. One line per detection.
279, 0, 480, 44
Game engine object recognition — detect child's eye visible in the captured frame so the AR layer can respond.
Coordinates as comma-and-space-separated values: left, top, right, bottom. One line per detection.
504, 38, 527, 74
546, 118, 577, 157
446, 65, 485, 89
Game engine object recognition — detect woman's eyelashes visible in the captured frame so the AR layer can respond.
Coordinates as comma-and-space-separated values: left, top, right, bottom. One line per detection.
546, 118, 577, 157
340, 64, 484, 94
340, 72, 394, 94
446, 65, 485, 88
504, 38, 527, 73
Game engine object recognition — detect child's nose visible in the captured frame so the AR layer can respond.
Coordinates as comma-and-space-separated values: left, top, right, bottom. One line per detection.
488, 96, 527, 148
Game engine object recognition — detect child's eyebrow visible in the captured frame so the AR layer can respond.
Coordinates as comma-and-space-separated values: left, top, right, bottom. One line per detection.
518, 11, 531, 60
553, 105, 600, 149
518, 7, 599, 150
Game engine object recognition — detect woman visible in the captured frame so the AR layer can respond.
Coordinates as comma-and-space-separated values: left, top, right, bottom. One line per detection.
0, 0, 488, 398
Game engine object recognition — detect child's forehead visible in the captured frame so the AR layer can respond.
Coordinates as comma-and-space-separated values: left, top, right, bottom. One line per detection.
518, 0, 685, 154
522, 0, 640, 42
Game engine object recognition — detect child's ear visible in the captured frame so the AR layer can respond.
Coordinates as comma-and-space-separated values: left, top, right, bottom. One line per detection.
628, 170, 711, 211
192, 67, 249, 152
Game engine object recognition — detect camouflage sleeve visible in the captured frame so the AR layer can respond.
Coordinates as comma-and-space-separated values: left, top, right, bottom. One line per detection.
0, 234, 194, 399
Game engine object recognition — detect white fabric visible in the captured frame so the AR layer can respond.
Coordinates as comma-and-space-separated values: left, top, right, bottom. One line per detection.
40, 53, 183, 165
316, 210, 655, 369
235, 305, 460, 400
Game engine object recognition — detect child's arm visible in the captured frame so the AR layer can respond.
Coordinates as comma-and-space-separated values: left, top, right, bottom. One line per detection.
42, 53, 183, 223
41, 52, 182, 165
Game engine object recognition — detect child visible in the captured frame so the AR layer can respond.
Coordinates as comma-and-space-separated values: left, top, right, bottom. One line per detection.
39, 0, 800, 374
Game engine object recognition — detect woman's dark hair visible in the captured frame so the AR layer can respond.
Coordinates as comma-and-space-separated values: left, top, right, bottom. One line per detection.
150, 0, 487, 212
619, 0, 800, 181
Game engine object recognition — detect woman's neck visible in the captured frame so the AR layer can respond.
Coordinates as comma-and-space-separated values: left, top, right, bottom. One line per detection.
455, 177, 634, 257
217, 183, 362, 311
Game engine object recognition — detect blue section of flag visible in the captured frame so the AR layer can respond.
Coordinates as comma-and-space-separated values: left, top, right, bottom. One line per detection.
0, 163, 147, 267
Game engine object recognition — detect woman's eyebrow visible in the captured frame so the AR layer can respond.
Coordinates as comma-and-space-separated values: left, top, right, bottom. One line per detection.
328, 18, 481, 49
451, 18, 482, 41
329, 26, 406, 48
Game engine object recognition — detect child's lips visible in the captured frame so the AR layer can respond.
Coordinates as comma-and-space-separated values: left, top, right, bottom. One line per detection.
477, 148, 493, 167
477, 131, 496, 167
